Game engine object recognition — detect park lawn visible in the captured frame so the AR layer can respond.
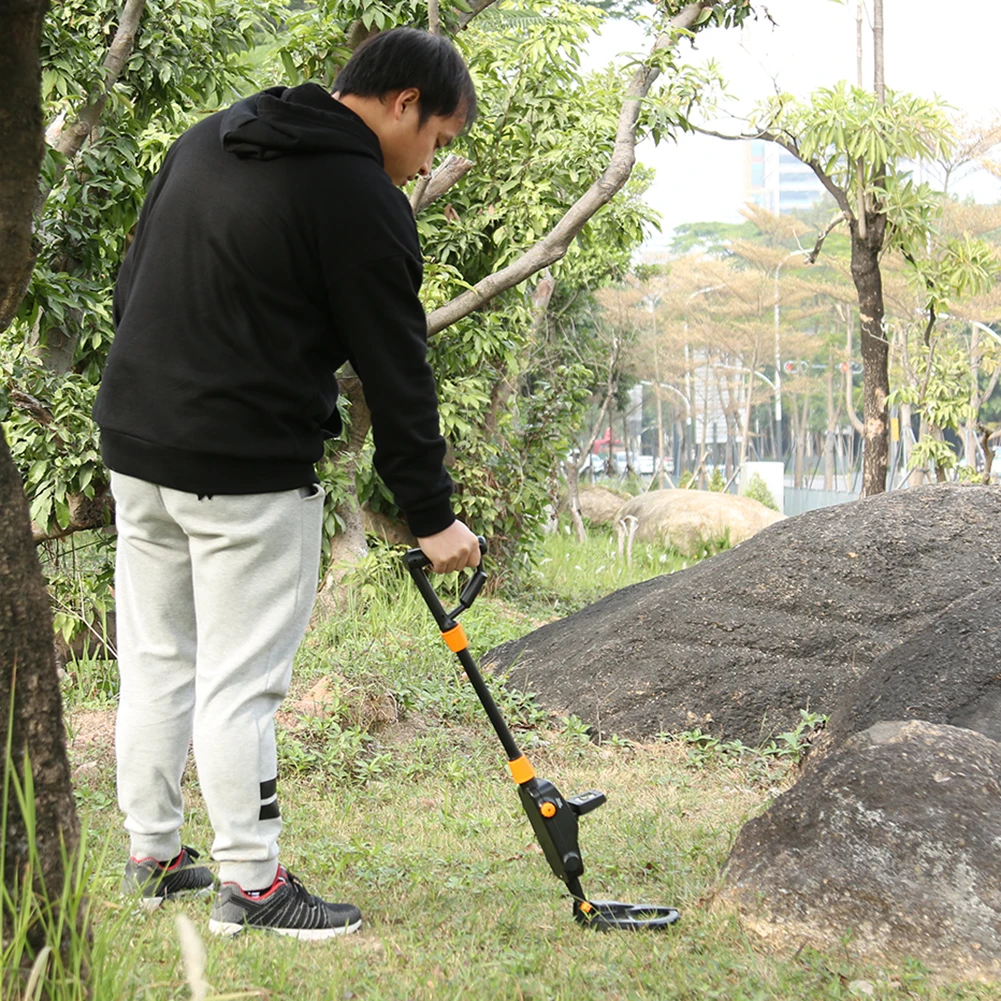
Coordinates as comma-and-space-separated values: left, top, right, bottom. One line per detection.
61, 529, 997, 1001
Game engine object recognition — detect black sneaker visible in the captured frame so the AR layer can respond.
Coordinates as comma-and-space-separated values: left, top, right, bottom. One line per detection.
122, 846, 215, 911
208, 866, 362, 940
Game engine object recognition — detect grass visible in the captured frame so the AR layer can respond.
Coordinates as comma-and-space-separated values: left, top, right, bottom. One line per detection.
41, 529, 998, 1000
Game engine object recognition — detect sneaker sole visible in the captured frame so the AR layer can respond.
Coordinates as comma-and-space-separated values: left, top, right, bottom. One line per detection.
125, 885, 215, 912
208, 918, 362, 940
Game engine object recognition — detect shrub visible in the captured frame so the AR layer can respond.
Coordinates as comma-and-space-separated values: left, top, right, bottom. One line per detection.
743, 472, 778, 511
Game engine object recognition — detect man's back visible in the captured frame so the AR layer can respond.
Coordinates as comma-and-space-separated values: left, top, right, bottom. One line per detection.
95, 84, 430, 498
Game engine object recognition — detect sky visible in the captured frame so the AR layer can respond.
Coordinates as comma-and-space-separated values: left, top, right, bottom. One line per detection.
583, 0, 1001, 248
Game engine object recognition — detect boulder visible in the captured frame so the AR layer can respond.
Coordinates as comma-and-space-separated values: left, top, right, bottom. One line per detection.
719, 721, 1001, 983
486, 485, 1001, 744
615, 489, 784, 557
575, 485, 628, 525
822, 583, 1001, 751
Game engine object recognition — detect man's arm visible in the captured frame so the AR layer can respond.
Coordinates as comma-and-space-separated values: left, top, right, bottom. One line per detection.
326, 254, 454, 537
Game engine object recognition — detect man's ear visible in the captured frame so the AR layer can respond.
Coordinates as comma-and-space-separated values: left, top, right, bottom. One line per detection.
394, 87, 421, 120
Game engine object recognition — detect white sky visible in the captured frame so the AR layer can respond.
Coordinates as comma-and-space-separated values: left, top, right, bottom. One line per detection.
584, 0, 1001, 245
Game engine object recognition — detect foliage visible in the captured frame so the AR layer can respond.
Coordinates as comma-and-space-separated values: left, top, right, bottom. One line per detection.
889, 323, 1001, 478
1, 347, 102, 534
753, 84, 953, 256
743, 471, 778, 510
688, 525, 732, 560
40, 535, 116, 655
676, 710, 828, 770
905, 234, 999, 323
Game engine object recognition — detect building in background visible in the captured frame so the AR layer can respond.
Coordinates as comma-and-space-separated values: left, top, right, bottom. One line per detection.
745, 140, 827, 215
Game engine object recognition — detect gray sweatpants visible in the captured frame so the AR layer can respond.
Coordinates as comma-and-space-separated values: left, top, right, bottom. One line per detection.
111, 471, 323, 889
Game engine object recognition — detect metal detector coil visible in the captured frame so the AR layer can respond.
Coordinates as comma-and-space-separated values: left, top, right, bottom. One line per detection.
404, 541, 679, 932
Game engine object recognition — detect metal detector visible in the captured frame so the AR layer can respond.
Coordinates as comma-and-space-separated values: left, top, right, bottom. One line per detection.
404, 541, 680, 931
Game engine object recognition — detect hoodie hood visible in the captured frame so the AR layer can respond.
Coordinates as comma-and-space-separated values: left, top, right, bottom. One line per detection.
220, 83, 383, 163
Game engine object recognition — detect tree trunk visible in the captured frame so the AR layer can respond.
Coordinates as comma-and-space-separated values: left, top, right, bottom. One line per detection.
622, 412, 633, 476
873, 0, 885, 103
0, 1, 48, 335
563, 458, 587, 543
0, 9, 86, 978
900, 401, 913, 484
825, 356, 836, 491
913, 413, 929, 486
850, 228, 890, 495
653, 346, 666, 489
1, 425, 84, 983
320, 371, 371, 592
979, 425, 994, 486
792, 393, 805, 489
723, 407, 735, 482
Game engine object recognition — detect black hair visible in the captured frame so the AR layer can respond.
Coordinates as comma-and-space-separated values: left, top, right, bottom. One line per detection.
333, 27, 477, 129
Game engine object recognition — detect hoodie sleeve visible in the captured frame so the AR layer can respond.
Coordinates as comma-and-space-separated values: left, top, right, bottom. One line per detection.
325, 254, 455, 538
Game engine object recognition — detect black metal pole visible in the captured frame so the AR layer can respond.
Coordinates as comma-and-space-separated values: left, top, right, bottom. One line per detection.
455, 647, 523, 762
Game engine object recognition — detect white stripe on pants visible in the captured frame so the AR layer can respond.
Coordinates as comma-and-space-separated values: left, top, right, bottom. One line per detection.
111, 471, 323, 889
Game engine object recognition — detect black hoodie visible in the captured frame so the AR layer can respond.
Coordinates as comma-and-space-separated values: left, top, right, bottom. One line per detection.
93, 83, 454, 538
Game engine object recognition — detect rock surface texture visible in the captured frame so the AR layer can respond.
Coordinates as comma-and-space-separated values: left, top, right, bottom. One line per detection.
823, 583, 1001, 750
616, 489, 784, 557
720, 720, 1001, 983
575, 485, 629, 525
487, 484, 1001, 743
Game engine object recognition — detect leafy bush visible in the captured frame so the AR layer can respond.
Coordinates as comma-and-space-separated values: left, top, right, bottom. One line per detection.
743, 472, 778, 511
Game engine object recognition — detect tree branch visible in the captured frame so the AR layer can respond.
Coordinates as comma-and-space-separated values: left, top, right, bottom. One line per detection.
410, 153, 473, 214
456, 0, 501, 30
806, 212, 847, 264
44, 0, 146, 198
692, 122, 856, 219
427, 1, 712, 335
10, 389, 54, 427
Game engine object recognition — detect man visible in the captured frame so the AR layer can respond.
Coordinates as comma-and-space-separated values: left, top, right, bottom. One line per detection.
93, 27, 480, 939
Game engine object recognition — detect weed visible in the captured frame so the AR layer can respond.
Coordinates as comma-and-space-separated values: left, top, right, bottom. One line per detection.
676, 711, 827, 774
2, 746, 134, 1000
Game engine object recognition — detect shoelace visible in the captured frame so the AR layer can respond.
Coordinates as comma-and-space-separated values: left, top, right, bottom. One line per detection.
281, 869, 317, 906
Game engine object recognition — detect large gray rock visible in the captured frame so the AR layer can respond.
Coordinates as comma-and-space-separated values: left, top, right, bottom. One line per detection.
616, 489, 784, 557
719, 721, 1001, 983
822, 583, 1001, 750
487, 485, 1001, 744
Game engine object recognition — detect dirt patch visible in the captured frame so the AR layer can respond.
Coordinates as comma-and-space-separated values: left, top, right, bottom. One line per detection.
66, 708, 116, 750
487, 484, 1001, 745
65, 707, 116, 776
